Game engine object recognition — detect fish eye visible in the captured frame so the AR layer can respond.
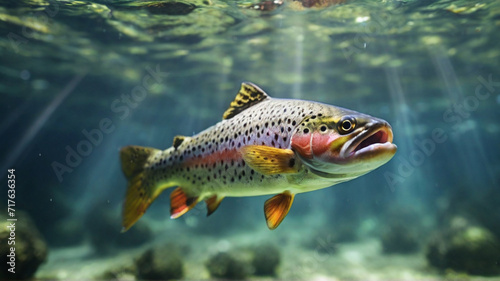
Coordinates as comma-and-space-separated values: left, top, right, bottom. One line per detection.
338, 117, 356, 134
319, 125, 328, 132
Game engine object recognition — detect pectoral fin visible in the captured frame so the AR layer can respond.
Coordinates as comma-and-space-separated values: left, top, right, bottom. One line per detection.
240, 145, 298, 175
264, 191, 295, 230
170, 187, 199, 219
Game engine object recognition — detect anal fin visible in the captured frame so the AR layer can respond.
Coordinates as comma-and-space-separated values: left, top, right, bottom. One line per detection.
240, 145, 298, 175
170, 187, 199, 219
205, 195, 224, 216
264, 191, 295, 230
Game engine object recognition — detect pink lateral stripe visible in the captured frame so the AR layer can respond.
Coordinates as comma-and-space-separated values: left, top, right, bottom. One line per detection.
182, 148, 242, 168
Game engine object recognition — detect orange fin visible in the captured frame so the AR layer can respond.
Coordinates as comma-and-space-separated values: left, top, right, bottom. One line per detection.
264, 191, 295, 230
240, 145, 299, 175
120, 146, 160, 232
170, 187, 199, 219
205, 195, 224, 216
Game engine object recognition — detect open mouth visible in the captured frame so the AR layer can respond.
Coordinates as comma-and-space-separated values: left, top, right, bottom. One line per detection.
343, 123, 395, 158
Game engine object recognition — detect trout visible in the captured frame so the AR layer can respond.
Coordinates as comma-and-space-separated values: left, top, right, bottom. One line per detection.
120, 83, 397, 231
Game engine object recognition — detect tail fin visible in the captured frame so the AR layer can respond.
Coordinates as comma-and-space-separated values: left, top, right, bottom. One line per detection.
120, 145, 160, 232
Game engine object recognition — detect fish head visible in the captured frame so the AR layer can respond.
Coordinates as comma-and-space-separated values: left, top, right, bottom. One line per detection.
290, 110, 397, 178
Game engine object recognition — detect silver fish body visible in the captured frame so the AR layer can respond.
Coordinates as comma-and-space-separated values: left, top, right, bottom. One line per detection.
120, 82, 397, 230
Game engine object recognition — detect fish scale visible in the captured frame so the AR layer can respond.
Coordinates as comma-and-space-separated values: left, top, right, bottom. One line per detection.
120, 82, 397, 230
151, 99, 327, 194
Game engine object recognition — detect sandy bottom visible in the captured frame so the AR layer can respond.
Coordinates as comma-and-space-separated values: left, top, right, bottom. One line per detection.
36, 217, 498, 281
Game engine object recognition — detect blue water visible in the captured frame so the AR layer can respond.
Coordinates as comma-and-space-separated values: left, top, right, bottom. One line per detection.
1, 0, 500, 279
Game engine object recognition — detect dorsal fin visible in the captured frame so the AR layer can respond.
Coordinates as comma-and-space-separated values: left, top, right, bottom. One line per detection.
222, 82, 269, 120
173, 135, 190, 149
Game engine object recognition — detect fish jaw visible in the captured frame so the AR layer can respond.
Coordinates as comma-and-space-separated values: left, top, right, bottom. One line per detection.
335, 121, 396, 164
291, 117, 397, 177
